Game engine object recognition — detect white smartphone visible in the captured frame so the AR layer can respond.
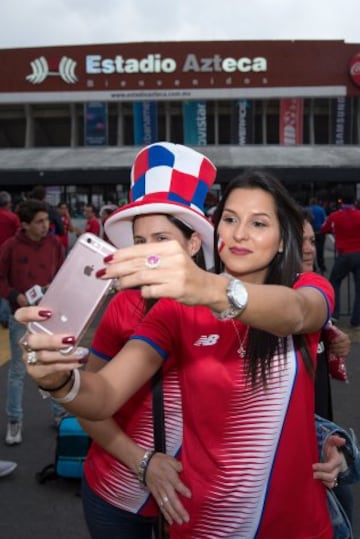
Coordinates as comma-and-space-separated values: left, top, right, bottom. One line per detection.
28, 233, 116, 349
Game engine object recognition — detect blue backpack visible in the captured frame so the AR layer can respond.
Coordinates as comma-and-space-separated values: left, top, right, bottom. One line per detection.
36, 416, 91, 483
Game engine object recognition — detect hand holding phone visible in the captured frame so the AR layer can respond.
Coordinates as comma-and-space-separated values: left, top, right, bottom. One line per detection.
28, 233, 116, 350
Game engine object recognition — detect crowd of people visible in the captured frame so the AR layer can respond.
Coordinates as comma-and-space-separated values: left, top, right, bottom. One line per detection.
0, 143, 360, 538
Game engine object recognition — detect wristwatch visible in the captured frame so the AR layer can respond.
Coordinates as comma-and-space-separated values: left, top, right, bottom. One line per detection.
213, 273, 248, 320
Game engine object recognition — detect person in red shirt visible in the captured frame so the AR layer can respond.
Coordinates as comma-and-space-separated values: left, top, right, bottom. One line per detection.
0, 199, 65, 445
17, 167, 335, 539
321, 188, 360, 328
0, 191, 20, 247
74, 204, 101, 238
56, 202, 74, 252
0, 191, 21, 327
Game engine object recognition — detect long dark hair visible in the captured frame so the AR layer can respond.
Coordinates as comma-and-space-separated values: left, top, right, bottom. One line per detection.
212, 169, 311, 386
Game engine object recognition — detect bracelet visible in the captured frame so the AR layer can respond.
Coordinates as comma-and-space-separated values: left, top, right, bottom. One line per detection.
52, 368, 81, 403
137, 449, 156, 486
38, 371, 74, 392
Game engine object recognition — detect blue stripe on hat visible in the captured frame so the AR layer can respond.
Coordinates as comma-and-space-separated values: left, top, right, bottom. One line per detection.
192, 180, 209, 211
149, 144, 175, 169
131, 174, 146, 201
168, 192, 191, 206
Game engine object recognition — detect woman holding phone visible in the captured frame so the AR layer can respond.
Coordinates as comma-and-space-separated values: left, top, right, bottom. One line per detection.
18, 166, 338, 538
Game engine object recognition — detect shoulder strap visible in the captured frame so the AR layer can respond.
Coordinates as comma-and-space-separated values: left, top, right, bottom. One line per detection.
152, 369, 168, 539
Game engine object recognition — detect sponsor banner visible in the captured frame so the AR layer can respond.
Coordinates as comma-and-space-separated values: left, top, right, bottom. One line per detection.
84, 102, 108, 145
330, 97, 353, 144
279, 98, 304, 145
183, 101, 207, 145
133, 101, 158, 145
230, 99, 254, 144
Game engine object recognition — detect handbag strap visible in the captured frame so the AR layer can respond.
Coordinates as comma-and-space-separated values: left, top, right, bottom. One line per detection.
152, 369, 168, 539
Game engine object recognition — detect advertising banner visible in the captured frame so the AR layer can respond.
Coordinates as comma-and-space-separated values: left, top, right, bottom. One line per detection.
330, 97, 353, 144
133, 101, 158, 145
279, 98, 304, 145
230, 100, 254, 144
183, 101, 207, 145
84, 102, 108, 145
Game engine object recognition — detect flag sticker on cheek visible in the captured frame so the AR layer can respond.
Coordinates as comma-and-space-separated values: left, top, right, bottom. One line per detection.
217, 237, 225, 253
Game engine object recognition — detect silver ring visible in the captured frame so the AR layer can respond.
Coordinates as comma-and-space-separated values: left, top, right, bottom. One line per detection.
26, 350, 38, 365
21, 339, 33, 353
159, 500, 164, 507
333, 477, 339, 488
145, 255, 161, 269
162, 495, 169, 504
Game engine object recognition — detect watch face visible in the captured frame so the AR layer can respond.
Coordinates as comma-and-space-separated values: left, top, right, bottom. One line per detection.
230, 279, 248, 309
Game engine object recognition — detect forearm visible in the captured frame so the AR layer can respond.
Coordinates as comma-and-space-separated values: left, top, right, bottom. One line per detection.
203, 273, 327, 336
79, 416, 146, 474
49, 369, 115, 420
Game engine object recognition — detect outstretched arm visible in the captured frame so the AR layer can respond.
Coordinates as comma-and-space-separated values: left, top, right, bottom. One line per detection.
15, 306, 162, 420
98, 240, 331, 337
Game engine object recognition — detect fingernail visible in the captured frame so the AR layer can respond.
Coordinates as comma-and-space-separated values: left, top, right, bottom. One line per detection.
39, 310, 52, 318
75, 347, 89, 359
62, 336, 76, 345
95, 268, 107, 278
103, 254, 114, 263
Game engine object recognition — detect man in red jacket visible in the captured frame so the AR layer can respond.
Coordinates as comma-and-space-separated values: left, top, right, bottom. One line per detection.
321, 188, 360, 328
0, 199, 65, 445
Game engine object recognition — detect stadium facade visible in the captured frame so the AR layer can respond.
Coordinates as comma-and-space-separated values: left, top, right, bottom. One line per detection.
0, 39, 359, 206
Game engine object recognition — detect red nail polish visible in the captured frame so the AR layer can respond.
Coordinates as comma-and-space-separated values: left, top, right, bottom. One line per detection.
62, 336, 76, 344
95, 268, 107, 278
104, 254, 114, 263
39, 310, 52, 318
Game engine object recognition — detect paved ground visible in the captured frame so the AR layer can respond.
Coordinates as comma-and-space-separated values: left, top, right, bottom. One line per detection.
0, 241, 359, 538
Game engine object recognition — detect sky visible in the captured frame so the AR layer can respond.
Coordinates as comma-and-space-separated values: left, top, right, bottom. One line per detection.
1, 0, 359, 49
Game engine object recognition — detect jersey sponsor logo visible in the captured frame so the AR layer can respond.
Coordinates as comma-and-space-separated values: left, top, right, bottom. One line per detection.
193, 334, 220, 346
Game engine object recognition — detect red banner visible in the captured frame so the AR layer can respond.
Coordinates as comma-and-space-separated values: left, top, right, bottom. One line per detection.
279, 98, 304, 145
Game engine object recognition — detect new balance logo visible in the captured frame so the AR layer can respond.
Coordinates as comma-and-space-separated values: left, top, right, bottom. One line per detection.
193, 334, 220, 346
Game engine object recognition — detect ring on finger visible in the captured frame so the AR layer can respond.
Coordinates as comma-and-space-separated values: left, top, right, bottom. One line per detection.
145, 255, 161, 269
333, 476, 339, 488
162, 495, 169, 504
21, 338, 33, 353
26, 350, 38, 365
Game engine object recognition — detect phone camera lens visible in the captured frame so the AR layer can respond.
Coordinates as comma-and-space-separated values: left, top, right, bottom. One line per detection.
87, 238, 92, 243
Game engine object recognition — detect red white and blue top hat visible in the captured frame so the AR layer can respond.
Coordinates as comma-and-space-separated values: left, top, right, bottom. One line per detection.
105, 142, 217, 269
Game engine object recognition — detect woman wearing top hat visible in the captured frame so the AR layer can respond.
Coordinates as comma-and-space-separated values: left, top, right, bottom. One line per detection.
17, 153, 344, 538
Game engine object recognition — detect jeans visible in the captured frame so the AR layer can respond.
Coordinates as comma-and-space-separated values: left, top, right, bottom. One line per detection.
0, 297, 11, 324
6, 315, 65, 421
82, 476, 157, 539
330, 251, 360, 326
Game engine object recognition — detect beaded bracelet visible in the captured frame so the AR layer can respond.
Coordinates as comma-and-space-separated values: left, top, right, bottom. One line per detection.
137, 449, 156, 486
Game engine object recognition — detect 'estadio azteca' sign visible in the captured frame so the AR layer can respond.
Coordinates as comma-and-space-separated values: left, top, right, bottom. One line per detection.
85, 54, 267, 75
26, 53, 267, 85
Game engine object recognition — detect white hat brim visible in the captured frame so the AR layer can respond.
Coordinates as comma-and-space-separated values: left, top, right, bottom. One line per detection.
105, 201, 214, 269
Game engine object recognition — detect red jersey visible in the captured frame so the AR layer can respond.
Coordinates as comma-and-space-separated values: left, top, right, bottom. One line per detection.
321, 205, 360, 254
85, 216, 101, 236
84, 289, 182, 516
58, 215, 71, 250
0, 229, 64, 312
0, 208, 20, 246
132, 272, 334, 539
